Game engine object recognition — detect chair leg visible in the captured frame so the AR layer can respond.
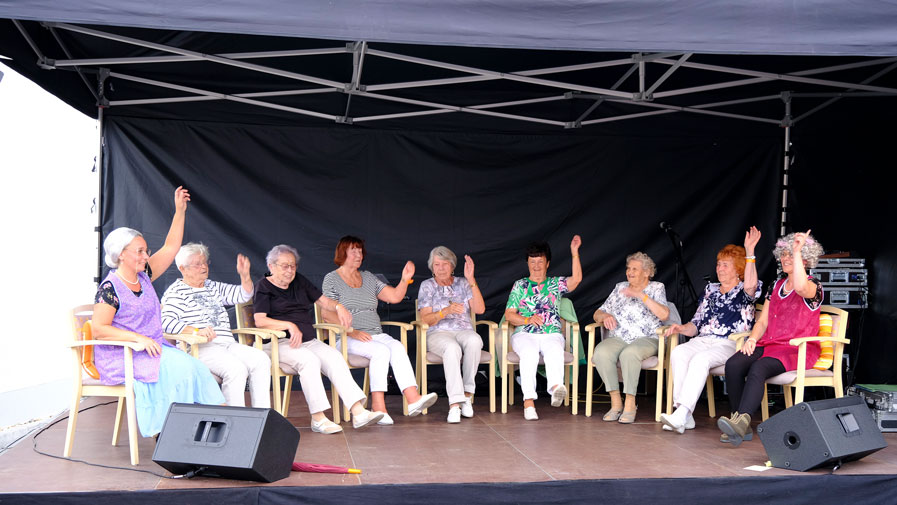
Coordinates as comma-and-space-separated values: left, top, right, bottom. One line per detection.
501, 361, 508, 414
665, 366, 674, 416
489, 360, 496, 413
585, 362, 594, 417
761, 386, 770, 421
63, 394, 81, 458
655, 368, 664, 422
331, 383, 341, 424
508, 364, 516, 406
113, 397, 125, 446
125, 393, 140, 465
272, 372, 283, 418
281, 376, 293, 417
706, 376, 716, 418
421, 361, 429, 415
571, 363, 579, 416
786, 384, 796, 406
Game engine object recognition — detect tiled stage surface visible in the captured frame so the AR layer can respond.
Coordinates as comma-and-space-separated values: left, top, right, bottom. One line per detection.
3, 393, 897, 493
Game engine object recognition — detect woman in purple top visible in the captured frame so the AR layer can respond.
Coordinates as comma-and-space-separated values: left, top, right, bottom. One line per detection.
92, 187, 224, 437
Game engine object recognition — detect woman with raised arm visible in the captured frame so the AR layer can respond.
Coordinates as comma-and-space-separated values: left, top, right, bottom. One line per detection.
321, 236, 438, 425
504, 235, 582, 421
91, 187, 225, 438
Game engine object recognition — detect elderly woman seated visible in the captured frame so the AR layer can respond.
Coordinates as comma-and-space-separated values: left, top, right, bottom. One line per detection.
253, 244, 384, 433
504, 236, 582, 421
418, 246, 485, 423
718, 230, 824, 446
160, 243, 272, 408
591, 251, 669, 424
321, 235, 438, 425
660, 227, 762, 434
91, 187, 224, 438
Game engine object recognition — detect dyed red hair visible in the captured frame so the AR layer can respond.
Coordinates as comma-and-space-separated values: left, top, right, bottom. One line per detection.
717, 244, 746, 279
334, 235, 366, 266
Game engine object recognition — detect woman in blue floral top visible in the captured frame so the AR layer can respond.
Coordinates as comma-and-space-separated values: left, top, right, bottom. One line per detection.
504, 235, 582, 421
592, 252, 670, 424
659, 227, 761, 434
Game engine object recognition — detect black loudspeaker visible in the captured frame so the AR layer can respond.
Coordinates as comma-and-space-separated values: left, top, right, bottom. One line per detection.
757, 396, 887, 471
152, 403, 300, 482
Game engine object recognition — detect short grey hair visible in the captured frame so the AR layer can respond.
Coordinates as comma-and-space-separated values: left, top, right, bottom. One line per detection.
175, 242, 210, 269
626, 251, 657, 279
103, 227, 143, 268
773, 232, 824, 269
266, 244, 300, 267
427, 246, 457, 272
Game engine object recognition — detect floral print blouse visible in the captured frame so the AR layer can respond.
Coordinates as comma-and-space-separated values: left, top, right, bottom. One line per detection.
598, 281, 668, 343
506, 276, 569, 334
690, 280, 763, 339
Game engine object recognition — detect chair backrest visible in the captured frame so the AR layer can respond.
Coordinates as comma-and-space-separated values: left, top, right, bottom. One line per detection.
235, 301, 256, 329
71, 304, 100, 380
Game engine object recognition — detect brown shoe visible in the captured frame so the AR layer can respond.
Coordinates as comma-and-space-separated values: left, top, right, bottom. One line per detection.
717, 412, 752, 447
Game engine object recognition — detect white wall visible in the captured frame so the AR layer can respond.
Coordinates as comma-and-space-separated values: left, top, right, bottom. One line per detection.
0, 62, 98, 428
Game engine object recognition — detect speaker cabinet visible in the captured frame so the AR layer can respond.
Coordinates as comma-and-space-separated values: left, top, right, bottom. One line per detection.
152, 403, 300, 482
757, 396, 887, 471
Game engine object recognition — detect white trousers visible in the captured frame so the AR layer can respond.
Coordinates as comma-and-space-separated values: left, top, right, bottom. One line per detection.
342, 333, 417, 393
428, 330, 483, 405
669, 336, 737, 413
198, 338, 271, 408
511, 331, 565, 401
270, 338, 366, 415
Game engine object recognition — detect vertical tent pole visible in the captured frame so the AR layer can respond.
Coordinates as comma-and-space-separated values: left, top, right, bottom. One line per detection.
780, 92, 792, 236
95, 70, 108, 284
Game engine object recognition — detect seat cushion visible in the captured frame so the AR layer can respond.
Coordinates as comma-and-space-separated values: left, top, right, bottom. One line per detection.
766, 368, 834, 385
708, 365, 726, 375
348, 354, 372, 368
426, 350, 492, 364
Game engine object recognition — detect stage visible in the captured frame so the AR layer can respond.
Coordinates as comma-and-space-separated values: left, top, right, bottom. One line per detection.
2, 393, 897, 504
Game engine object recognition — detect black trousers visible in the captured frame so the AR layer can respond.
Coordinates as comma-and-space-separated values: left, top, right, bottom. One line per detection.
724, 346, 786, 416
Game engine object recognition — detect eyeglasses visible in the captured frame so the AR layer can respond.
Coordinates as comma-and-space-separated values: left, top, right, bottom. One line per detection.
185, 261, 209, 269
275, 262, 297, 271
125, 247, 151, 257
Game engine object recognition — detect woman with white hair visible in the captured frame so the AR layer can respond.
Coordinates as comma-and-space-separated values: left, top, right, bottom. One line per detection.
418, 246, 485, 423
253, 244, 384, 433
591, 251, 670, 424
161, 243, 272, 408
718, 230, 824, 447
91, 187, 225, 438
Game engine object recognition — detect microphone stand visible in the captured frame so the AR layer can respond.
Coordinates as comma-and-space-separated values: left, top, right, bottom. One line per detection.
662, 224, 699, 317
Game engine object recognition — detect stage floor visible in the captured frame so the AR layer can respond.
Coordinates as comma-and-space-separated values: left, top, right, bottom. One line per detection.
3, 392, 897, 493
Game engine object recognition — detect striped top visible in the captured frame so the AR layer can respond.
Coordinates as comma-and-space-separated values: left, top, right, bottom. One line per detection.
322, 270, 386, 334
160, 278, 252, 344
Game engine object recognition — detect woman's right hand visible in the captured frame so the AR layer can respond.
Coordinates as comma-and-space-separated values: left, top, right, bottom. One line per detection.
740, 338, 758, 355
527, 314, 544, 327
664, 323, 684, 337
174, 186, 191, 213
139, 335, 162, 357
350, 330, 373, 342
602, 315, 618, 331
444, 302, 466, 315
287, 322, 303, 348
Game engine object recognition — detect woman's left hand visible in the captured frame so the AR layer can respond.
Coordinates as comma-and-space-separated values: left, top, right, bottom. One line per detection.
463, 255, 475, 283
793, 229, 811, 255
196, 326, 216, 342
174, 186, 191, 213
236, 254, 251, 277
401, 261, 415, 282
570, 235, 582, 254
740, 338, 758, 355
744, 226, 761, 254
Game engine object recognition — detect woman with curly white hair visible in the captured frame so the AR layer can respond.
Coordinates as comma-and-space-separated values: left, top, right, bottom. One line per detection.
718, 230, 824, 447
591, 251, 670, 424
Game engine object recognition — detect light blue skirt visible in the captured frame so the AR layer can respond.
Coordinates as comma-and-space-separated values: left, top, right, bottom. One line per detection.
133, 346, 225, 437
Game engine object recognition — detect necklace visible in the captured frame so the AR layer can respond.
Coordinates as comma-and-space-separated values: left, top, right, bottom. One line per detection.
117, 270, 140, 285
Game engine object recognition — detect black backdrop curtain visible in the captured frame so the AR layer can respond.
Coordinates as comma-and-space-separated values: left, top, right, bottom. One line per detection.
102, 116, 781, 326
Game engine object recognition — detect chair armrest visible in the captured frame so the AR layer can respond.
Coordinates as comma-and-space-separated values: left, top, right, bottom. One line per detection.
788, 336, 850, 346
476, 320, 497, 357
382, 321, 414, 331
164, 333, 208, 345
476, 320, 498, 330
584, 322, 601, 334
411, 320, 430, 332
68, 340, 146, 352
232, 328, 286, 339
569, 322, 581, 359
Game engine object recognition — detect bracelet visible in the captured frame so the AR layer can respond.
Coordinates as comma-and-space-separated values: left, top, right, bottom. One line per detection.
335, 303, 345, 311
406, 279, 414, 285
745, 258, 756, 263
470, 282, 478, 288
641, 294, 649, 302
572, 255, 579, 258
524, 316, 531, 325
745, 255, 756, 260
438, 310, 445, 319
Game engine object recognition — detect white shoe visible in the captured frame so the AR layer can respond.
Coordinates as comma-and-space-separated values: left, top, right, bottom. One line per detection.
550, 384, 567, 407
407, 392, 438, 417
311, 417, 343, 434
447, 406, 461, 424
685, 412, 696, 430
524, 406, 539, 421
460, 397, 474, 418
351, 409, 384, 429
660, 413, 686, 434
377, 412, 394, 425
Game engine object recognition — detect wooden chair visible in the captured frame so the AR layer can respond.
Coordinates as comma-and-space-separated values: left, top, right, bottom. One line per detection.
64, 304, 143, 465
499, 302, 580, 415
759, 305, 849, 420
234, 301, 290, 415
312, 304, 414, 422
584, 302, 680, 422
411, 300, 497, 414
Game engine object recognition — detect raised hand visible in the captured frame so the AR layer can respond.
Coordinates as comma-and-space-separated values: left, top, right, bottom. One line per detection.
570, 235, 582, 254
174, 186, 191, 213
464, 254, 475, 282
401, 261, 415, 283
793, 229, 811, 255
236, 254, 251, 277
744, 226, 761, 255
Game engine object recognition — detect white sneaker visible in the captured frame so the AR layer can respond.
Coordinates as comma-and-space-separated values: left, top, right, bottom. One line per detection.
550, 384, 567, 407
447, 406, 461, 424
685, 412, 696, 430
311, 417, 343, 434
351, 409, 384, 429
407, 392, 438, 417
659, 413, 686, 434
377, 412, 394, 425
524, 406, 539, 421
460, 397, 474, 418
